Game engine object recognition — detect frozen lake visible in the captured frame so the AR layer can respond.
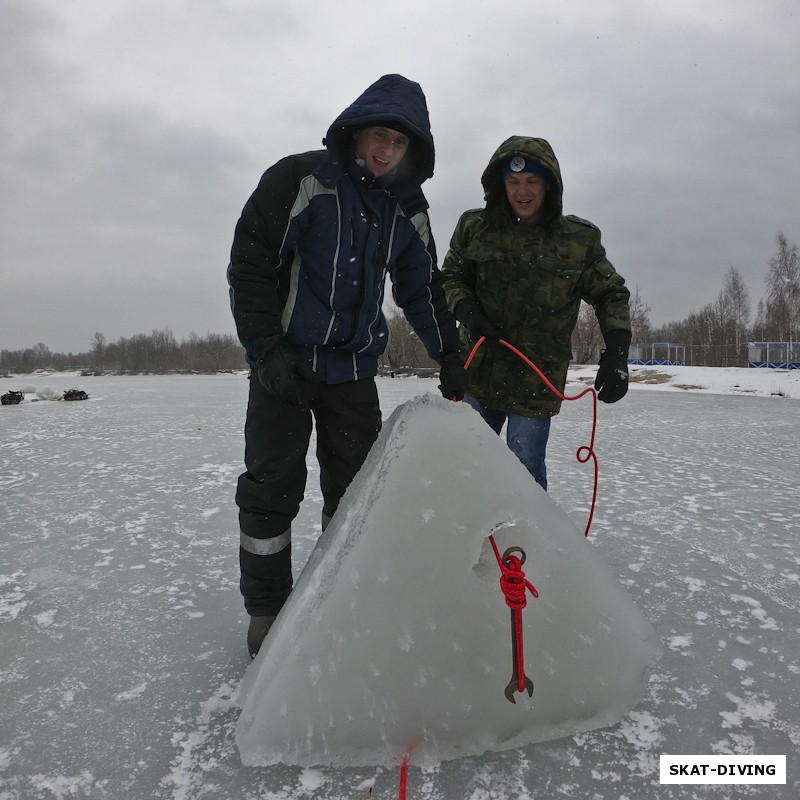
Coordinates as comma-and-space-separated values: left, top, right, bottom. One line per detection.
1, 371, 798, 799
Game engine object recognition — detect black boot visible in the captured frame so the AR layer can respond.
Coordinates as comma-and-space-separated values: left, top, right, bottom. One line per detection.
247, 615, 277, 658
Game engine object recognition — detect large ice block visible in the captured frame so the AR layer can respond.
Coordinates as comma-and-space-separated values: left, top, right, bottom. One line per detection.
236, 394, 661, 767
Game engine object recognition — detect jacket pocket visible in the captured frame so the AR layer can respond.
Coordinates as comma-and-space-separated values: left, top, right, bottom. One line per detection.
533, 258, 583, 310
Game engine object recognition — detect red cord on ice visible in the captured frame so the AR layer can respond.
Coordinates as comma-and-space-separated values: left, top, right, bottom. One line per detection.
463, 337, 599, 537
399, 751, 409, 800
401, 338, 596, 794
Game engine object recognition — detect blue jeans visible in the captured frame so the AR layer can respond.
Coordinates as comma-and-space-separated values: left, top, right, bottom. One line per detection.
464, 394, 551, 490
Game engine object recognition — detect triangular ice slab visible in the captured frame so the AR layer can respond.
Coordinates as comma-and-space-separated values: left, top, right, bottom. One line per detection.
236, 394, 661, 767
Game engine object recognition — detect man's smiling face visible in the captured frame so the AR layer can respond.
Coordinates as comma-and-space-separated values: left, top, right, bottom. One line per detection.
354, 126, 410, 178
504, 172, 548, 224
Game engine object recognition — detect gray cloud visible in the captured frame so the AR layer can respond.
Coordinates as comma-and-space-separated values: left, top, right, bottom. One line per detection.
1, 0, 798, 353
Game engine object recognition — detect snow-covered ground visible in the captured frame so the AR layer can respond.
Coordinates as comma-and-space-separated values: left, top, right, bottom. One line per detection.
574, 362, 800, 399
1, 365, 799, 799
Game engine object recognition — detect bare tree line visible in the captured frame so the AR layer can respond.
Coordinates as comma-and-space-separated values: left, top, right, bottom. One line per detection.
512, 230, 799, 369
639, 231, 799, 367
2, 233, 798, 375
0, 328, 245, 375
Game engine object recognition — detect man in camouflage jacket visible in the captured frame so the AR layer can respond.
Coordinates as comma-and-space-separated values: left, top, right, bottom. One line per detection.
442, 136, 631, 489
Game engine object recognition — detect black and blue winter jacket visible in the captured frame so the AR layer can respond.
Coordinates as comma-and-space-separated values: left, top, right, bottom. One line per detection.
227, 74, 458, 383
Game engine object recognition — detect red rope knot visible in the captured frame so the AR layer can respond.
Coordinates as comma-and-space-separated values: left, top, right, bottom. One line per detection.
498, 550, 539, 604
489, 537, 538, 601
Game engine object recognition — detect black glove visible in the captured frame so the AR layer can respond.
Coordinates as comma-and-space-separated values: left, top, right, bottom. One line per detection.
256, 338, 315, 408
594, 329, 632, 403
438, 353, 468, 401
454, 298, 501, 343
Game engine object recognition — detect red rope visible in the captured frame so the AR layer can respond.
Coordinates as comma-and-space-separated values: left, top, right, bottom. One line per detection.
399, 751, 409, 800
398, 340, 596, 796
464, 337, 598, 537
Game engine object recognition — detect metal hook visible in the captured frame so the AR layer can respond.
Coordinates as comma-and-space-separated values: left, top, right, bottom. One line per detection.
502, 545, 526, 567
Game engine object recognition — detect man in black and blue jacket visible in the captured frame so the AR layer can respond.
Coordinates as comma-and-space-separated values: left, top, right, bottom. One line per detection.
228, 74, 465, 657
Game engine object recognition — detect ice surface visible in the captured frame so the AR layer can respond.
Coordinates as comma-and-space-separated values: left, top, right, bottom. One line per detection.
3, 369, 800, 798
236, 394, 661, 767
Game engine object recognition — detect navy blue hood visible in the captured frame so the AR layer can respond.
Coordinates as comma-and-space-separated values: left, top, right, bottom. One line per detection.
323, 74, 435, 188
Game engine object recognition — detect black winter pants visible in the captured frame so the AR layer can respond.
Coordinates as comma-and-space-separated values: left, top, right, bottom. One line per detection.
236, 369, 382, 616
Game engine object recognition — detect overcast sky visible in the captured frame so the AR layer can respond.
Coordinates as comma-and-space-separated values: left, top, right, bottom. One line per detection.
2, 0, 798, 354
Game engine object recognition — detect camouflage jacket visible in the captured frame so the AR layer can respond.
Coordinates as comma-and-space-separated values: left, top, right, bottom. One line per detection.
442, 136, 630, 417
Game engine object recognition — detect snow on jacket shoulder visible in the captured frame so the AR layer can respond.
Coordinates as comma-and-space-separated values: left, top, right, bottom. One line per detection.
227, 74, 457, 383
